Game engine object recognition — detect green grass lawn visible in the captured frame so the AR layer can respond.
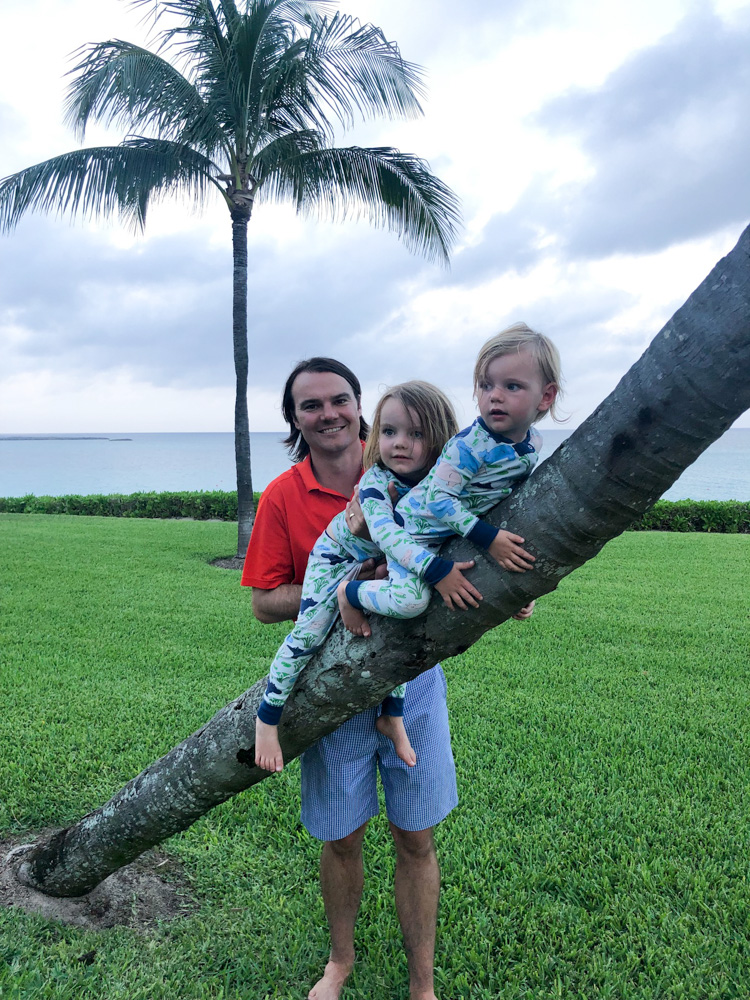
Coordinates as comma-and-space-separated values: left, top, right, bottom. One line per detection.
1, 514, 749, 999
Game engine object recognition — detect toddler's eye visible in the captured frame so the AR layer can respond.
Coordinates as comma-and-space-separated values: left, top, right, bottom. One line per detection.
507, 382, 520, 391
413, 430, 424, 439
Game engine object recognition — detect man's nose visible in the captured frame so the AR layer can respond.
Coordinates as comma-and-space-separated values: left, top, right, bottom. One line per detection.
322, 401, 337, 419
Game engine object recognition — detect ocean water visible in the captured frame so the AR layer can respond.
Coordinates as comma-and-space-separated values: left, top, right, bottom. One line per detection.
1, 428, 749, 502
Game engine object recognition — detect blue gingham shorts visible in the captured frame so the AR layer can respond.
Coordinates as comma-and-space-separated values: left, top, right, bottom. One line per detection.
300, 665, 458, 841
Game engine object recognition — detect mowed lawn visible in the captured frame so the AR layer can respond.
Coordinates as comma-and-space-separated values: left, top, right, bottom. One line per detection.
1, 514, 749, 999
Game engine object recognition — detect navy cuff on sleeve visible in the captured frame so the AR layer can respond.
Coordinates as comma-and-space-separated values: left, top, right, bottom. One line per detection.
381, 695, 405, 717
467, 519, 499, 550
345, 580, 364, 610
423, 556, 454, 585
257, 698, 284, 726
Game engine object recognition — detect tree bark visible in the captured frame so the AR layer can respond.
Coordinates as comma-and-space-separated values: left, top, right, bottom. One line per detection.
15, 224, 750, 898
231, 207, 255, 559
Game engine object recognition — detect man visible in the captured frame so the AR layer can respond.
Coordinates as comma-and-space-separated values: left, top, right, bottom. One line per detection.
241, 357, 458, 1000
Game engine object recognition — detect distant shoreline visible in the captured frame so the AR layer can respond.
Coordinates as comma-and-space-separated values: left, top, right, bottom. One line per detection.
0, 436, 133, 442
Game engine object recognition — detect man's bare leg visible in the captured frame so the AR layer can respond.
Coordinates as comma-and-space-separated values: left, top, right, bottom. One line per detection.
309, 822, 368, 1000
390, 824, 440, 1000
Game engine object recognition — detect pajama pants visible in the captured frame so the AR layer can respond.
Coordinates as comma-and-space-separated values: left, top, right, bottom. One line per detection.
257, 530, 406, 726
347, 539, 442, 621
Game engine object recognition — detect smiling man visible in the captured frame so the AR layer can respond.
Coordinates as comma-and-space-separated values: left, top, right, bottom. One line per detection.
241, 357, 457, 1000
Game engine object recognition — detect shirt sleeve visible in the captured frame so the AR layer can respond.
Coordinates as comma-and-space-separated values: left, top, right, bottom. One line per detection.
423, 434, 499, 549
240, 484, 295, 589
358, 466, 454, 581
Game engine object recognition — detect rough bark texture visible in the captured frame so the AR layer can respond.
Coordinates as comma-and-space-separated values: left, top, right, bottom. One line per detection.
232, 208, 255, 558
16, 225, 750, 897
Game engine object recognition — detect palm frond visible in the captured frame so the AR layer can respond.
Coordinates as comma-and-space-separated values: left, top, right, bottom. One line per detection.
65, 40, 229, 158
251, 128, 322, 183
251, 10, 425, 158
300, 12, 426, 128
0, 143, 220, 233
257, 145, 462, 265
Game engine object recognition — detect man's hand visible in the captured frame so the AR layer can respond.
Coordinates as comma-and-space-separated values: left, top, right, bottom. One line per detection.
344, 485, 370, 539
511, 600, 535, 620
488, 529, 536, 572
434, 561, 482, 610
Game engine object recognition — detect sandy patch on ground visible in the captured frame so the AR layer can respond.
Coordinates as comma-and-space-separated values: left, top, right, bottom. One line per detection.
0, 834, 196, 933
210, 556, 245, 570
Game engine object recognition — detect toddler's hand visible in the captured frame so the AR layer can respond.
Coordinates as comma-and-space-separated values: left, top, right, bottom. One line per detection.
488, 530, 536, 572
511, 600, 535, 620
434, 561, 482, 610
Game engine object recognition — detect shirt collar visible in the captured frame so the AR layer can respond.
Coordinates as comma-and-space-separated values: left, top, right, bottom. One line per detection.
477, 418, 535, 454
296, 442, 365, 498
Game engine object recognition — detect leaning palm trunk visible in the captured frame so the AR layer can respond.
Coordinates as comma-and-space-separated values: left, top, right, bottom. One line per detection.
14, 226, 750, 898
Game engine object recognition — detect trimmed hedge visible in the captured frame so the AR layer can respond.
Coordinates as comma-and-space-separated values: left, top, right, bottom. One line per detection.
630, 498, 750, 533
0, 493, 748, 532
0, 490, 251, 521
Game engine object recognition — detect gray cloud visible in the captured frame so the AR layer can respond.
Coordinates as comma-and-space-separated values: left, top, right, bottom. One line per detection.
0, 213, 435, 389
528, 7, 750, 258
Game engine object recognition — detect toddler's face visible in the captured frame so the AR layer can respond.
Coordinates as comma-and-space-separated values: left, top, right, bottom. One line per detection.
378, 397, 427, 479
476, 349, 556, 442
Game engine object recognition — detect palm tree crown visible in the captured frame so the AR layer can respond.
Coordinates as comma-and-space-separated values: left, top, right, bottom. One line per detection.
0, 0, 462, 554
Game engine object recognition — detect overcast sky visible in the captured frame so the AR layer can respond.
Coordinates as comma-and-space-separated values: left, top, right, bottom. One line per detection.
1, 0, 749, 432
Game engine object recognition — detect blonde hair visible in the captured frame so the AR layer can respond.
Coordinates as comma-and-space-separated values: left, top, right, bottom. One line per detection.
473, 322, 564, 423
364, 381, 458, 471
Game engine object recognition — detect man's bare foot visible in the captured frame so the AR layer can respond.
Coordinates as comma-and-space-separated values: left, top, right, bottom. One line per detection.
308, 958, 354, 1000
337, 580, 371, 637
376, 714, 417, 767
255, 718, 284, 772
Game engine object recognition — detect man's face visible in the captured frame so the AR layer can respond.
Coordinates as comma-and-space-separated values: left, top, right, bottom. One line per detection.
291, 371, 362, 457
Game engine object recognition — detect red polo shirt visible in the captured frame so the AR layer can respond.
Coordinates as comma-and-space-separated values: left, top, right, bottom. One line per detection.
241, 453, 362, 589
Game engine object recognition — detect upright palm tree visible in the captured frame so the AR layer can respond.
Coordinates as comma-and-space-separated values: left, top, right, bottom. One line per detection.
0, 0, 461, 556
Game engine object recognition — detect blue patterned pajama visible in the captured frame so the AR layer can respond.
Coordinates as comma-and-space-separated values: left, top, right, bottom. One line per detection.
348, 418, 541, 616
257, 467, 416, 725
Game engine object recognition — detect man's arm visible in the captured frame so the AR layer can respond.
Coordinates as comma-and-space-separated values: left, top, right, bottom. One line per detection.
251, 585, 302, 624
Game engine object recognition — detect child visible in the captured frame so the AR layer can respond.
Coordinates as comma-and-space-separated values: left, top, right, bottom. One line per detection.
254, 381, 479, 773
338, 322, 562, 635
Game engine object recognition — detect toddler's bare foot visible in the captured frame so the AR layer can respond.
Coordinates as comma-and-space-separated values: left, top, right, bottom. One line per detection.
337, 580, 371, 637
376, 713, 417, 767
255, 718, 284, 772
308, 958, 354, 1000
